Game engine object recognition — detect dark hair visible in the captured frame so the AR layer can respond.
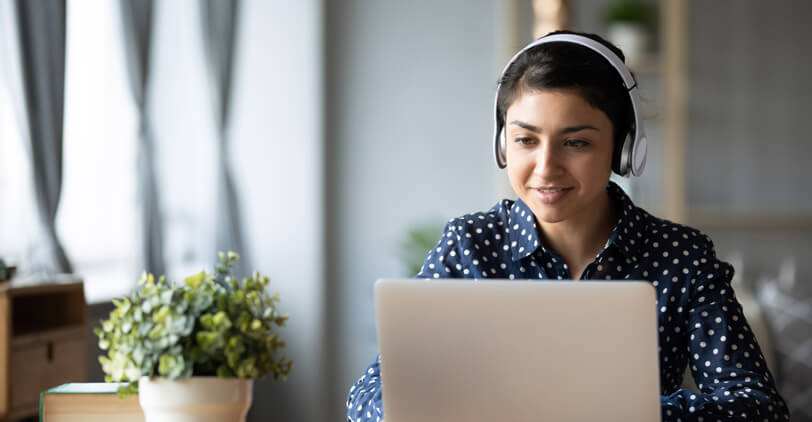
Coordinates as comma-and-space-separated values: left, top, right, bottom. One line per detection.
496, 30, 634, 161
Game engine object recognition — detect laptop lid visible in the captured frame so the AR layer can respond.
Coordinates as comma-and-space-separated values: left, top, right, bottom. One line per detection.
374, 279, 661, 422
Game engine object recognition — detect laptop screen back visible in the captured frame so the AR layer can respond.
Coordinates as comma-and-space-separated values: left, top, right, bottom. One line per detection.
374, 279, 661, 422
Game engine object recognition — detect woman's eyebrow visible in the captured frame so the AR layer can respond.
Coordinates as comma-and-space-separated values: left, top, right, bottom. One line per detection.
559, 125, 599, 135
508, 120, 599, 135
509, 120, 542, 133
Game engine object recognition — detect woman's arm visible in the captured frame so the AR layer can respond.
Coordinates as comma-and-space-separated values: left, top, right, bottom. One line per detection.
346, 355, 384, 422
660, 249, 790, 421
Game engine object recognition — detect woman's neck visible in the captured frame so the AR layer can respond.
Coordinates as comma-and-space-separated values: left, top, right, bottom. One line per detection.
536, 192, 618, 278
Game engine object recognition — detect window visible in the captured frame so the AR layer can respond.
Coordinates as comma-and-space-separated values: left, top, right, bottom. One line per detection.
2, 0, 225, 302
1, 1, 140, 303
0, 81, 39, 270
58, 0, 140, 303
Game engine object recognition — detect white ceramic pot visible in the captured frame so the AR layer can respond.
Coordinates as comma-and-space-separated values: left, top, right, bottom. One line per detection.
139, 376, 253, 422
606, 23, 648, 68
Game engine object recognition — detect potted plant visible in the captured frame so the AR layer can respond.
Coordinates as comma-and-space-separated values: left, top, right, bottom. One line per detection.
602, 0, 655, 68
398, 220, 444, 276
95, 252, 292, 422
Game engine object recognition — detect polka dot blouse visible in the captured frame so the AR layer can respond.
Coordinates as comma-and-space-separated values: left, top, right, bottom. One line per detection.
347, 182, 790, 422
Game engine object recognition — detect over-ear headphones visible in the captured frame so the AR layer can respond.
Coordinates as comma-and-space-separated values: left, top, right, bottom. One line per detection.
493, 33, 647, 177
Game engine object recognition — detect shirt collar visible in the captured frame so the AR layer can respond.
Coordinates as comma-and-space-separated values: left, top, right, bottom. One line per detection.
507, 182, 646, 262
604, 181, 646, 261
506, 198, 542, 262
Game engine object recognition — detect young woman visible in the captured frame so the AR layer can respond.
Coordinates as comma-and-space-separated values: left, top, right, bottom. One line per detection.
346, 30, 789, 422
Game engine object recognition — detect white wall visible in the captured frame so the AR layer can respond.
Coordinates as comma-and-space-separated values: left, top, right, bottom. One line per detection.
231, 1, 325, 420
324, 0, 509, 416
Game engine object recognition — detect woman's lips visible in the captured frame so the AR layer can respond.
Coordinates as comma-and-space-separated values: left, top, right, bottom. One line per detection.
532, 187, 573, 204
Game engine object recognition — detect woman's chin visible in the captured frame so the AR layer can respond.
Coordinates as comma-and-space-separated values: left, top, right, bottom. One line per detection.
527, 205, 571, 225
523, 194, 576, 225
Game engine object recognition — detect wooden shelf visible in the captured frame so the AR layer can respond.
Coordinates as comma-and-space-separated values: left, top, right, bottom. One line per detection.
0, 276, 87, 421
645, 206, 812, 231
686, 211, 812, 231
11, 325, 86, 349
0, 274, 82, 296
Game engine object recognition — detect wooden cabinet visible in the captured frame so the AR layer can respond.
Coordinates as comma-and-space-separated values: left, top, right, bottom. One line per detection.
0, 276, 87, 421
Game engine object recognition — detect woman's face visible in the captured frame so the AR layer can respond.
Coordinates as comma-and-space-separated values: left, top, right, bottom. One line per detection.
505, 89, 614, 225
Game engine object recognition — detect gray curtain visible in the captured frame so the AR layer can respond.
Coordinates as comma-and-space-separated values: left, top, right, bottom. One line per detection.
119, 0, 166, 276
200, 0, 249, 276
12, 0, 72, 274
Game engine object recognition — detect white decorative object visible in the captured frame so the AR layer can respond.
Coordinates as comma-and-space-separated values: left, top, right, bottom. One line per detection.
138, 377, 253, 422
607, 23, 648, 68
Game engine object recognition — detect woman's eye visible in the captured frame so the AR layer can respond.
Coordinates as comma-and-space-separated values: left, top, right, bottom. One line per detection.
514, 137, 535, 145
564, 139, 589, 148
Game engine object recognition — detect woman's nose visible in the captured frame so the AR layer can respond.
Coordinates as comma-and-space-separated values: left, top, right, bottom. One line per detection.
532, 141, 561, 176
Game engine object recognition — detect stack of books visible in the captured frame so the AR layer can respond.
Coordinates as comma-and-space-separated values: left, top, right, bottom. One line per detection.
39, 383, 144, 422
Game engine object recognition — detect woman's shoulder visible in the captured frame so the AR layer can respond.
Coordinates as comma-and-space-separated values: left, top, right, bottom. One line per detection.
419, 200, 518, 279
444, 199, 513, 227
626, 206, 734, 287
441, 199, 516, 242
610, 182, 718, 256
637, 208, 718, 256
629, 208, 734, 289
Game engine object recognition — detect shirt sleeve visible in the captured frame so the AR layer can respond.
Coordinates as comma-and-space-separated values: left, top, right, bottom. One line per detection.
347, 222, 463, 421
346, 354, 384, 422
660, 241, 790, 421
415, 220, 465, 279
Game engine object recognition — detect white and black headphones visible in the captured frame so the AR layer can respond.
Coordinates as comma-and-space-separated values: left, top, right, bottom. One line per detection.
493, 33, 647, 177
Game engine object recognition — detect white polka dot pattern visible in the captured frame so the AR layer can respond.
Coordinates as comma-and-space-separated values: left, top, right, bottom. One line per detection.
346, 182, 790, 422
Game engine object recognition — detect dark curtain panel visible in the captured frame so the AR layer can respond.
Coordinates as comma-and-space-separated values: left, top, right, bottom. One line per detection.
14, 0, 72, 273
201, 0, 249, 276
119, 0, 166, 276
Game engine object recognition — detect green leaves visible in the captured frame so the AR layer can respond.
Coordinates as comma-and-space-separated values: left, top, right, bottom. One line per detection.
158, 353, 187, 378
95, 251, 293, 397
184, 271, 206, 288
603, 0, 654, 26
399, 221, 444, 276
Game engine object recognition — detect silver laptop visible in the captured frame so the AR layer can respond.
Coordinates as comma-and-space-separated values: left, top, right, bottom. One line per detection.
374, 279, 661, 422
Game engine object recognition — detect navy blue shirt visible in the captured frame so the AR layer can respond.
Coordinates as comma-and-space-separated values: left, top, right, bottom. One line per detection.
347, 182, 789, 421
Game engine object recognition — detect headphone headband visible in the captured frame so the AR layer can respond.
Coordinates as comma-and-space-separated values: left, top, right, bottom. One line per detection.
493, 33, 647, 177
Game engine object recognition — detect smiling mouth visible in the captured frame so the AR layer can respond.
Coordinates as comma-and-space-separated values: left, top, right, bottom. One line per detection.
531, 187, 573, 204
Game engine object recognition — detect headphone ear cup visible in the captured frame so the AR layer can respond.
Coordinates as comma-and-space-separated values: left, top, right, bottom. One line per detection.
499, 128, 507, 163
630, 135, 647, 176
612, 134, 628, 176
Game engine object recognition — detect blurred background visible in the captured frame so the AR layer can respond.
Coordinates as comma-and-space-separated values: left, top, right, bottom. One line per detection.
1, 0, 811, 420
